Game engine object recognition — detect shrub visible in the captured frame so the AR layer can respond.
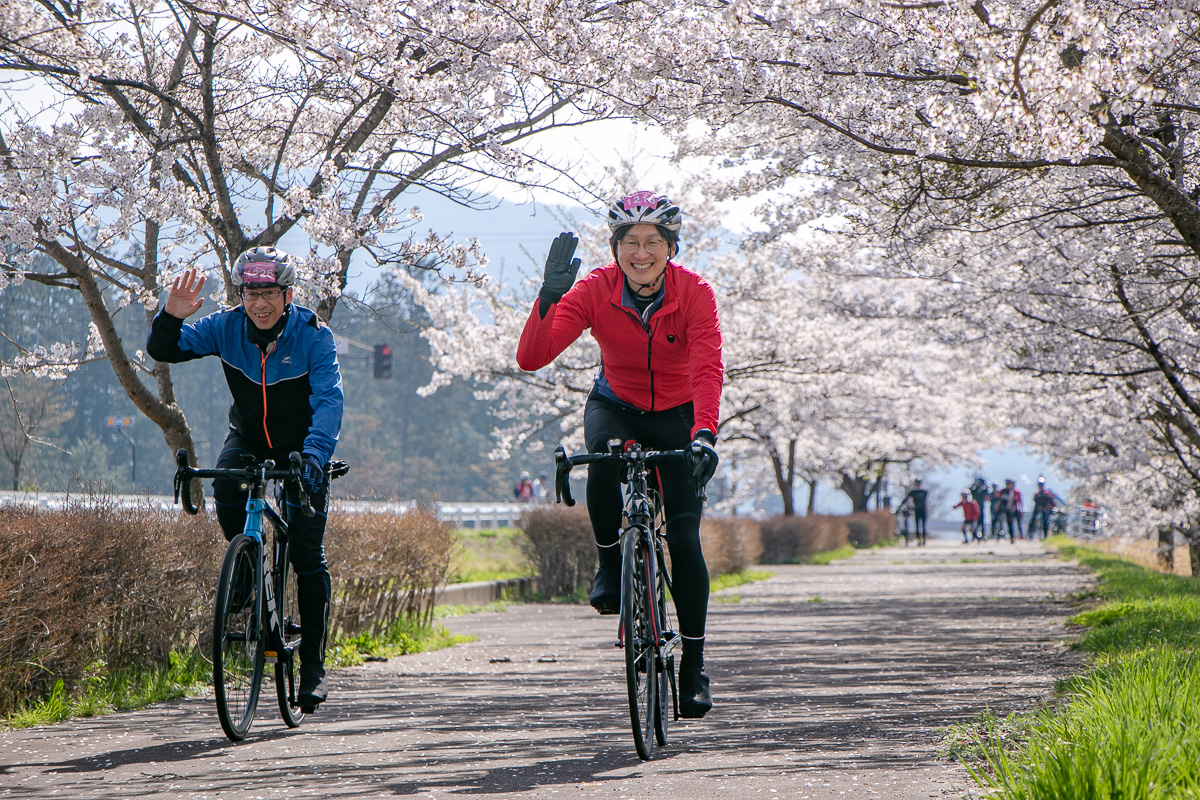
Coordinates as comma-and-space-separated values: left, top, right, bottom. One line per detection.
845, 510, 895, 547
326, 505, 453, 631
520, 505, 596, 598
0, 499, 223, 718
0, 498, 454, 717
760, 514, 847, 562
700, 517, 762, 575
758, 511, 891, 563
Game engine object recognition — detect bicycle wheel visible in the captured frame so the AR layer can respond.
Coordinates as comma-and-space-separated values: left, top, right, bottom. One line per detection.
213, 534, 265, 741
622, 526, 658, 761
652, 540, 673, 748
274, 540, 305, 728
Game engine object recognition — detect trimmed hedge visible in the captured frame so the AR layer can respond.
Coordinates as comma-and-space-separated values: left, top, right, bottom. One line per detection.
0, 499, 451, 717
759, 510, 894, 563
519, 505, 596, 598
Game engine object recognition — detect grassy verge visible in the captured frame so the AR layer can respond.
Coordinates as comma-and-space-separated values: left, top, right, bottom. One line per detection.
804, 545, 858, 564
711, 569, 775, 593
947, 536, 1200, 799
3, 617, 469, 731
449, 527, 535, 583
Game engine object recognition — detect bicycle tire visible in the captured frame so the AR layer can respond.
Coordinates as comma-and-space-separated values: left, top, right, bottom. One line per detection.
213, 534, 265, 741
652, 541, 672, 748
622, 526, 658, 761
274, 540, 305, 728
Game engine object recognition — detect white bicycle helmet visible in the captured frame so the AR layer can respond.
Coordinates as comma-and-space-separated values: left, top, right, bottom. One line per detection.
606, 191, 682, 234
231, 246, 296, 288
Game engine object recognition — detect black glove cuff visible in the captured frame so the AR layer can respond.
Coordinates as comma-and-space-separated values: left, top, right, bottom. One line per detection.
538, 285, 564, 305
694, 429, 717, 446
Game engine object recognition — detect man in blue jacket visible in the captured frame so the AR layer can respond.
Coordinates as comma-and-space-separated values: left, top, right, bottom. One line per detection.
147, 247, 343, 710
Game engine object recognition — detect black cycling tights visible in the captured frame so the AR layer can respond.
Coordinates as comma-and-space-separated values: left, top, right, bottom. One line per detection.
584, 394, 709, 640
211, 431, 330, 597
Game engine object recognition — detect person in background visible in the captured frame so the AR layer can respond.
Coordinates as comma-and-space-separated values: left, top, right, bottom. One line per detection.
953, 491, 981, 544
513, 471, 534, 502
989, 482, 1006, 540
533, 473, 552, 503
901, 479, 929, 546
1000, 478, 1025, 542
1030, 478, 1058, 540
969, 476, 990, 541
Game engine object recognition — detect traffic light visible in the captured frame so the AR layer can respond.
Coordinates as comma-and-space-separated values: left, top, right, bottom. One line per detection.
373, 344, 393, 379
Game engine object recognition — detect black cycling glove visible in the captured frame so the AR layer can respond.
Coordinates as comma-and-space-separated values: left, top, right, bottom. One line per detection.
687, 429, 719, 488
539, 232, 581, 305
300, 453, 325, 496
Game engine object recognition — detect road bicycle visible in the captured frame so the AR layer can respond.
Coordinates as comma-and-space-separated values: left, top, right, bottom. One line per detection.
173, 449, 347, 741
554, 439, 700, 761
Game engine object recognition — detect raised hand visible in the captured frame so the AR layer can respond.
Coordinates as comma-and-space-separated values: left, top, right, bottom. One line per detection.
540, 232, 581, 302
163, 268, 207, 320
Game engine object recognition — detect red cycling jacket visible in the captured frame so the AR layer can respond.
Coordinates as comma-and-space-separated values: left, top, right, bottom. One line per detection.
516, 261, 723, 438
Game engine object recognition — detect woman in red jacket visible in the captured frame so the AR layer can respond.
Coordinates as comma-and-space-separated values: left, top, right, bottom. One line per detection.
516, 191, 723, 719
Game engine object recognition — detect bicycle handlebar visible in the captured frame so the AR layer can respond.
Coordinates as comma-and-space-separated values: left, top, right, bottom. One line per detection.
554, 443, 698, 507
172, 449, 349, 518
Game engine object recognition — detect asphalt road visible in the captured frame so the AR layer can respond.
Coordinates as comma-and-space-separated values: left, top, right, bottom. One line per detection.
1, 538, 1090, 799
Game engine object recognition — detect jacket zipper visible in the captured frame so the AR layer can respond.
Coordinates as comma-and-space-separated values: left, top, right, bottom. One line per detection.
260, 343, 275, 448
646, 318, 656, 411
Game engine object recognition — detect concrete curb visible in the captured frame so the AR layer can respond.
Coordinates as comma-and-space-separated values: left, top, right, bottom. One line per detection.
433, 577, 539, 607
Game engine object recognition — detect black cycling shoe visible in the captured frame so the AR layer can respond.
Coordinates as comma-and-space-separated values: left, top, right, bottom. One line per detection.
588, 564, 621, 615
298, 662, 328, 712
678, 653, 712, 719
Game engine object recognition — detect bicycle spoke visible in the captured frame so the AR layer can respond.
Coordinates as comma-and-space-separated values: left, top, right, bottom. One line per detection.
213, 535, 265, 741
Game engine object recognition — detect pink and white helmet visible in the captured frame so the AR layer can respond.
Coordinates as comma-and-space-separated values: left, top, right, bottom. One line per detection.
606, 191, 682, 234
231, 246, 295, 288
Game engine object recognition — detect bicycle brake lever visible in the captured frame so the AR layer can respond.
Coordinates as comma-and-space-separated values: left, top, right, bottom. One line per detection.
289, 452, 317, 518
173, 449, 200, 515
554, 446, 575, 506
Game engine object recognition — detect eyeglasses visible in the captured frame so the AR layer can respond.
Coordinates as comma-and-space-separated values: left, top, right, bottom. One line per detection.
617, 238, 669, 253
241, 289, 284, 302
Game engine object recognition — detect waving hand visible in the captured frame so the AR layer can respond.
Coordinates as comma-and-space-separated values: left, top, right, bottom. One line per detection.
163, 269, 207, 320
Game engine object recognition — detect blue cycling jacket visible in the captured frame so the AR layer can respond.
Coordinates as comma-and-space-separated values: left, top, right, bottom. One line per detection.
146, 304, 343, 464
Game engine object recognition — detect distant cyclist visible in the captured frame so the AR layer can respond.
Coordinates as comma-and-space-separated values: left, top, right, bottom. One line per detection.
147, 247, 343, 711
1030, 478, 1058, 540
969, 476, 990, 541
999, 478, 1025, 542
900, 479, 929, 546
953, 492, 980, 544
516, 191, 723, 719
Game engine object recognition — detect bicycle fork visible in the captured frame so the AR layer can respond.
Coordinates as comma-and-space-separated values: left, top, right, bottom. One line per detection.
260, 538, 282, 664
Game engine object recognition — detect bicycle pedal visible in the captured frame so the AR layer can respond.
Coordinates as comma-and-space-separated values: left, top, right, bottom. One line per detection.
264, 650, 278, 663
300, 703, 317, 714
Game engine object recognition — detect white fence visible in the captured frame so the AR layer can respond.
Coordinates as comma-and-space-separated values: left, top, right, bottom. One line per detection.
0, 491, 532, 529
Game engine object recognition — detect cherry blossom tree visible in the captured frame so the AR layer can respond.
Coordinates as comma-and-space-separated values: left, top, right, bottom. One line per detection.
414, 189, 1017, 511
0, 0, 626, 460
552, 0, 1200, 524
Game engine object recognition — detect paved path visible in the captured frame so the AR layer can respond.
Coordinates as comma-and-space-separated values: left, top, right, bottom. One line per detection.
0, 539, 1090, 799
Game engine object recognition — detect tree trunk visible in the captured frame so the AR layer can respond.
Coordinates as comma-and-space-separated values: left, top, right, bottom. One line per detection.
767, 439, 797, 516
1158, 524, 1175, 573
839, 473, 872, 513
806, 478, 817, 516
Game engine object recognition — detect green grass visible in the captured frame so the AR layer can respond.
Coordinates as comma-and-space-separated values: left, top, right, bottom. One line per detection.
448, 527, 535, 583
947, 538, 1200, 799
4, 617, 471, 731
3, 650, 210, 730
804, 545, 857, 565
710, 569, 774, 592
328, 616, 473, 667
